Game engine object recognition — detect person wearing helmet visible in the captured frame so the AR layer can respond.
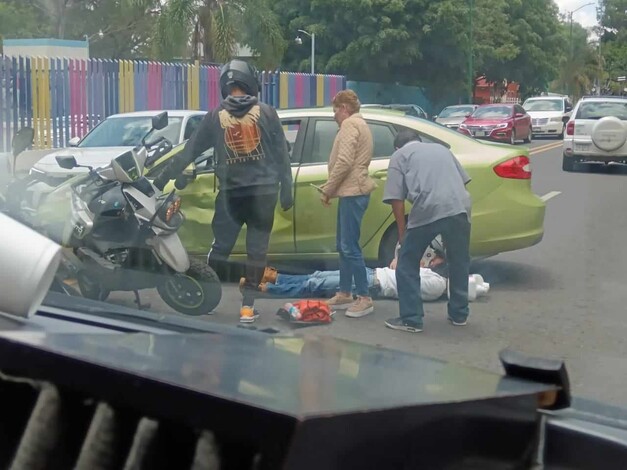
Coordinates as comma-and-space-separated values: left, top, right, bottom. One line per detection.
154, 59, 293, 323
383, 129, 472, 333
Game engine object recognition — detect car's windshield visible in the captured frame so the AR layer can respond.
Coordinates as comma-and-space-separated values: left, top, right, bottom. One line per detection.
523, 99, 564, 112
576, 101, 627, 120
5, 0, 627, 441
471, 106, 512, 119
439, 106, 475, 118
78, 117, 183, 147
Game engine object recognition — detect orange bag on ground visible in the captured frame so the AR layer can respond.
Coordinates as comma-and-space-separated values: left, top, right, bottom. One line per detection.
276, 300, 333, 324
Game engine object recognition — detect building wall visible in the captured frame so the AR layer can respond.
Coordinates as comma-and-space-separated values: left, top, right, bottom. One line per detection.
2, 39, 89, 60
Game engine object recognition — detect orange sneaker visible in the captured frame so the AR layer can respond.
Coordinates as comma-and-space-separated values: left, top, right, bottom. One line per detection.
240, 306, 260, 323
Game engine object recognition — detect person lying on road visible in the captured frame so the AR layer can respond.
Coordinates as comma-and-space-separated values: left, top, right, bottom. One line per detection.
242, 246, 489, 302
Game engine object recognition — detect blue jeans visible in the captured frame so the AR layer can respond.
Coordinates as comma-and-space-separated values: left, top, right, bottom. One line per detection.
265, 269, 376, 298
337, 195, 370, 296
397, 213, 470, 326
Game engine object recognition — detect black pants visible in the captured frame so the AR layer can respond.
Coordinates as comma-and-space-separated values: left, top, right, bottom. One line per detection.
396, 213, 471, 325
208, 191, 278, 307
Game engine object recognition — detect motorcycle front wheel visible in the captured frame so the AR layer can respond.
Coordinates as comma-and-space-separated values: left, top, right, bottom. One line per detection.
157, 260, 222, 316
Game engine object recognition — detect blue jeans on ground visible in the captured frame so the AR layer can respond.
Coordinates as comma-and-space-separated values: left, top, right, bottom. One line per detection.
397, 213, 470, 326
337, 195, 371, 297
265, 269, 376, 298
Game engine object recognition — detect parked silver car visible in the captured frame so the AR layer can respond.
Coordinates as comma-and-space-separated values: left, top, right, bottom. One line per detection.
434, 105, 478, 130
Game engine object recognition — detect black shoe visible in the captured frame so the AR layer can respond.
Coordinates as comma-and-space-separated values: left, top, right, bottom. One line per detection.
385, 317, 423, 333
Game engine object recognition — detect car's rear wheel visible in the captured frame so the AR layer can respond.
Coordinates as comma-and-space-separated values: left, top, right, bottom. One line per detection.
378, 220, 405, 267
562, 154, 575, 172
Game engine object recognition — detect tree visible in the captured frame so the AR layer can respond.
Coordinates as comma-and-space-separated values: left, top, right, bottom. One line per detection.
599, 0, 627, 91
0, 2, 47, 42
551, 23, 601, 99
131, 0, 286, 67
67, 0, 160, 59
274, 0, 565, 104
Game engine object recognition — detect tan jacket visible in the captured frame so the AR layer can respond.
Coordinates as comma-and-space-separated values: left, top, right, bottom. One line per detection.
322, 113, 377, 198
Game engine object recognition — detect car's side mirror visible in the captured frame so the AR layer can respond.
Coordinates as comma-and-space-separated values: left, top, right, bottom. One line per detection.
152, 112, 168, 131
11, 127, 35, 158
55, 155, 78, 170
565, 106, 573, 113
432, 115, 438, 120
515, 113, 525, 118
68, 136, 80, 147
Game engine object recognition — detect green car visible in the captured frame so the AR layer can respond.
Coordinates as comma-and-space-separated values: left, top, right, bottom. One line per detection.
145, 108, 546, 266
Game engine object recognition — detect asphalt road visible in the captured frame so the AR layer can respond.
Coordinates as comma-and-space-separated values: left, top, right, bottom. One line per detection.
106, 137, 627, 408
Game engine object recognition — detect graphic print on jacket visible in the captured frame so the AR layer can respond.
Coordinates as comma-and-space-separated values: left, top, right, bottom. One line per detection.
219, 105, 265, 164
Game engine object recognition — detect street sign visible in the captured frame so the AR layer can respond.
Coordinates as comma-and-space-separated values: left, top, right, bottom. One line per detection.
618, 76, 626, 82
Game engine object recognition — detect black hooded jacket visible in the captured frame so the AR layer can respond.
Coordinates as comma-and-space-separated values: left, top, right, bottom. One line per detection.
162, 95, 293, 196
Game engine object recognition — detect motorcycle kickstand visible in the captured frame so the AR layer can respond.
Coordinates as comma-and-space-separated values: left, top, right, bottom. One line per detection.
133, 290, 151, 310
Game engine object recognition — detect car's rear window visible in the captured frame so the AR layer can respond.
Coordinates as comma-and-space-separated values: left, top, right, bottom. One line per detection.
576, 101, 627, 120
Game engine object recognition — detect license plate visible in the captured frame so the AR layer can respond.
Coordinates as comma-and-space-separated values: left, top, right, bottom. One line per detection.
575, 144, 591, 152
474, 131, 486, 137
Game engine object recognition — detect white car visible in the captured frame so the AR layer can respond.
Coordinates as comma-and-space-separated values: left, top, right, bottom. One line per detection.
562, 96, 627, 171
523, 95, 572, 139
30, 110, 206, 183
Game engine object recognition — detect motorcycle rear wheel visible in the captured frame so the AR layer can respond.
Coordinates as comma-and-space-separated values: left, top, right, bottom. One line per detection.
157, 260, 222, 316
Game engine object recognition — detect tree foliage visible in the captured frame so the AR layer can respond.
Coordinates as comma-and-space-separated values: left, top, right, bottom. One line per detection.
599, 0, 627, 93
131, 0, 286, 68
274, 0, 565, 102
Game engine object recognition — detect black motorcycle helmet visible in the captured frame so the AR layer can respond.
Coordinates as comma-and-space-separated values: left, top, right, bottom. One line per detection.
219, 59, 260, 98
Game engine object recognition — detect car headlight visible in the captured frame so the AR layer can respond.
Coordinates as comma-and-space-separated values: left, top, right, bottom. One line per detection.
495, 123, 510, 129
459, 123, 468, 129
550, 116, 563, 122
29, 167, 45, 177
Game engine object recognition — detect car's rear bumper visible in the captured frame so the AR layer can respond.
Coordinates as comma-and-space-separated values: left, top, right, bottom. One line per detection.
563, 139, 627, 162
469, 182, 546, 256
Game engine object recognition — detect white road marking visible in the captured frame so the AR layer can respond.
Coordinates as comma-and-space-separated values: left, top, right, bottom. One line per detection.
540, 191, 561, 202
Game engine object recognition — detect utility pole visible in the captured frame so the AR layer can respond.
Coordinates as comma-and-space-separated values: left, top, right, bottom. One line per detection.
468, 0, 474, 104
567, 2, 595, 97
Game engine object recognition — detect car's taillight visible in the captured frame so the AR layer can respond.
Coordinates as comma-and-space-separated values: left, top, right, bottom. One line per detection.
493, 156, 531, 179
566, 121, 575, 135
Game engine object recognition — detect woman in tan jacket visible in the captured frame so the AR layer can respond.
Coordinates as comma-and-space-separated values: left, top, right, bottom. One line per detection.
320, 90, 377, 318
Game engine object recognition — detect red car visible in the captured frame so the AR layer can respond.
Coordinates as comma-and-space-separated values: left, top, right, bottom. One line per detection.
458, 104, 532, 145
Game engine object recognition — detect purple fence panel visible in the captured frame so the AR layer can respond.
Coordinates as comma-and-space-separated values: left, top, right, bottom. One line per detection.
0, 56, 8, 151
11, 57, 19, 137
208, 67, 219, 109
199, 66, 208, 110
49, 57, 58, 148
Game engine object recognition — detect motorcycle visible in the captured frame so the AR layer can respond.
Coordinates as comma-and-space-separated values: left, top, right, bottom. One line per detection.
8, 113, 222, 316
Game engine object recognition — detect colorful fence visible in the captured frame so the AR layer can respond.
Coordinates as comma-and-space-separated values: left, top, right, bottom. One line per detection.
0, 56, 346, 151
